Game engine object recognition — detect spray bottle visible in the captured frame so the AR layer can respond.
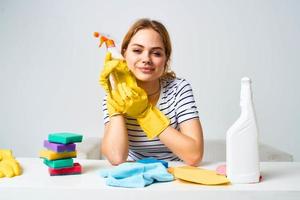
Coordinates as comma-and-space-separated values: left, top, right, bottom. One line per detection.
226, 77, 260, 184
93, 32, 137, 91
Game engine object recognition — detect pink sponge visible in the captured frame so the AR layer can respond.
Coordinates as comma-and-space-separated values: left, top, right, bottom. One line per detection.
48, 163, 82, 176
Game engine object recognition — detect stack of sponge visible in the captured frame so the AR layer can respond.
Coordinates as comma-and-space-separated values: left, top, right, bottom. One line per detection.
39, 132, 83, 176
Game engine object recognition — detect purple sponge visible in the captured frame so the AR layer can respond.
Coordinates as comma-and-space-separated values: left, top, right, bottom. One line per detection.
44, 140, 76, 152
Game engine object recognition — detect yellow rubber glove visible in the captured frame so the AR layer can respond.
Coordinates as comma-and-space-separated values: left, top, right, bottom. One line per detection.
105, 84, 144, 117
0, 149, 14, 160
106, 89, 125, 116
117, 83, 170, 139
117, 83, 148, 116
0, 149, 22, 178
99, 52, 137, 94
0, 159, 22, 178
98, 52, 169, 137
99, 52, 137, 116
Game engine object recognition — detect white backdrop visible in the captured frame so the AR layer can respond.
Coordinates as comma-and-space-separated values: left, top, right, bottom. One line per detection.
0, 0, 299, 160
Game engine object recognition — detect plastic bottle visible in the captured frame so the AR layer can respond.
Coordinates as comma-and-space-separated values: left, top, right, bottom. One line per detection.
94, 32, 123, 59
94, 32, 127, 89
226, 77, 260, 184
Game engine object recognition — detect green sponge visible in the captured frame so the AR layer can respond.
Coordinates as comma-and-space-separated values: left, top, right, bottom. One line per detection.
48, 132, 83, 144
43, 158, 74, 169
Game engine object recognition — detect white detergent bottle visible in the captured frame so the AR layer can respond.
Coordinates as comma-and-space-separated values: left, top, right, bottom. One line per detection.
226, 77, 260, 184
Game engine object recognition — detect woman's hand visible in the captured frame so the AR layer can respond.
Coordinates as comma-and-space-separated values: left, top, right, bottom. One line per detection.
116, 83, 170, 139
99, 52, 139, 116
116, 83, 149, 117
99, 52, 127, 94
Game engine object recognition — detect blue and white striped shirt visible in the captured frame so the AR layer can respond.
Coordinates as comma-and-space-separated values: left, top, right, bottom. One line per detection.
102, 77, 199, 161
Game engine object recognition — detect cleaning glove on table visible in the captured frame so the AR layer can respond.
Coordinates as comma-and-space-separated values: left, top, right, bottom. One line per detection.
0, 149, 22, 178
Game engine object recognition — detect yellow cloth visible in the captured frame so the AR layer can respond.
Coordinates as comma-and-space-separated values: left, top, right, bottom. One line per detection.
0, 149, 22, 178
39, 149, 77, 160
169, 166, 230, 185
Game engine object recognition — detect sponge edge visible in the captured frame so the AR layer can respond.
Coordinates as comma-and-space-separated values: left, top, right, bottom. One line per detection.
49, 163, 82, 176
48, 133, 83, 144
39, 149, 77, 160
43, 158, 74, 169
44, 140, 76, 152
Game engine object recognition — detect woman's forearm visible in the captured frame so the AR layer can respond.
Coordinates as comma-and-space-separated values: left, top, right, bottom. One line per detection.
101, 115, 129, 165
158, 122, 203, 166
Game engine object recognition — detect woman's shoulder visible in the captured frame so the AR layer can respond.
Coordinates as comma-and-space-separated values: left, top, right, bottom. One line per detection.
161, 77, 192, 90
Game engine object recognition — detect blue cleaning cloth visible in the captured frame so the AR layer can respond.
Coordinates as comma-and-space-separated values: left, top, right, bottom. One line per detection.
100, 162, 174, 188
137, 157, 168, 168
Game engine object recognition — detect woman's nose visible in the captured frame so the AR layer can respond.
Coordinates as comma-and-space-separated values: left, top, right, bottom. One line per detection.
141, 52, 152, 65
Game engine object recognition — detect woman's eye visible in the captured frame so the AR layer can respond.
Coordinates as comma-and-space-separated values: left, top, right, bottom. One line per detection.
132, 49, 142, 53
153, 52, 162, 57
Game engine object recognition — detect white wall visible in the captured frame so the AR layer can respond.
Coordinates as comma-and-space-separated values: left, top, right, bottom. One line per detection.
0, 0, 299, 160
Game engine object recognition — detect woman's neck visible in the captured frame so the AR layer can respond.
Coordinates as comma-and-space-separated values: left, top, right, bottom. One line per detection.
137, 79, 161, 105
137, 80, 160, 95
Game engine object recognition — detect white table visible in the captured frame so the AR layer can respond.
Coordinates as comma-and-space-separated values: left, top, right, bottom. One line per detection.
1, 158, 299, 200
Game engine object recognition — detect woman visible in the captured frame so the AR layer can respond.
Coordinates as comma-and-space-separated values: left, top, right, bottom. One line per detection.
100, 18, 203, 166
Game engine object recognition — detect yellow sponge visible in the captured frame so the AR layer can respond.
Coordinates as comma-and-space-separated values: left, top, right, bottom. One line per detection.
169, 166, 230, 185
39, 149, 77, 160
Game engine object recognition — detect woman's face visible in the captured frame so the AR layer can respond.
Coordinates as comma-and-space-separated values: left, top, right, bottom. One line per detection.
124, 28, 167, 82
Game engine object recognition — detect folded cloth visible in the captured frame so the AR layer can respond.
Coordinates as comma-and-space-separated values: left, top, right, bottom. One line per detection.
100, 162, 174, 188
137, 157, 168, 168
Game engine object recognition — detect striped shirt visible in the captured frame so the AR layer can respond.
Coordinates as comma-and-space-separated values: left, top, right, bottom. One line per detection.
102, 77, 199, 161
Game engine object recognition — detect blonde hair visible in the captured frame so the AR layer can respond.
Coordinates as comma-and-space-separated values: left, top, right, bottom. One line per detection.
121, 18, 176, 80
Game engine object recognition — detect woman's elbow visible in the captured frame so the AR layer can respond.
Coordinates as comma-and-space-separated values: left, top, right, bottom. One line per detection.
184, 151, 203, 166
109, 157, 127, 166
101, 147, 127, 166
103, 152, 127, 166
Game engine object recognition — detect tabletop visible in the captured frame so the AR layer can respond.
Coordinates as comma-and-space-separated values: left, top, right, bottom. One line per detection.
1, 158, 300, 200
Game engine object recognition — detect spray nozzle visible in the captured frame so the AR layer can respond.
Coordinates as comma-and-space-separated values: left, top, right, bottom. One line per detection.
93, 32, 116, 48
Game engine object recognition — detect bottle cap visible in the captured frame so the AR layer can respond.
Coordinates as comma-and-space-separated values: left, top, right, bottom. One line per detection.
241, 77, 251, 82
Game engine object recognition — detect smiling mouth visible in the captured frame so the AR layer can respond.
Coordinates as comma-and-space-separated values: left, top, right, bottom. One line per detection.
138, 67, 155, 73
